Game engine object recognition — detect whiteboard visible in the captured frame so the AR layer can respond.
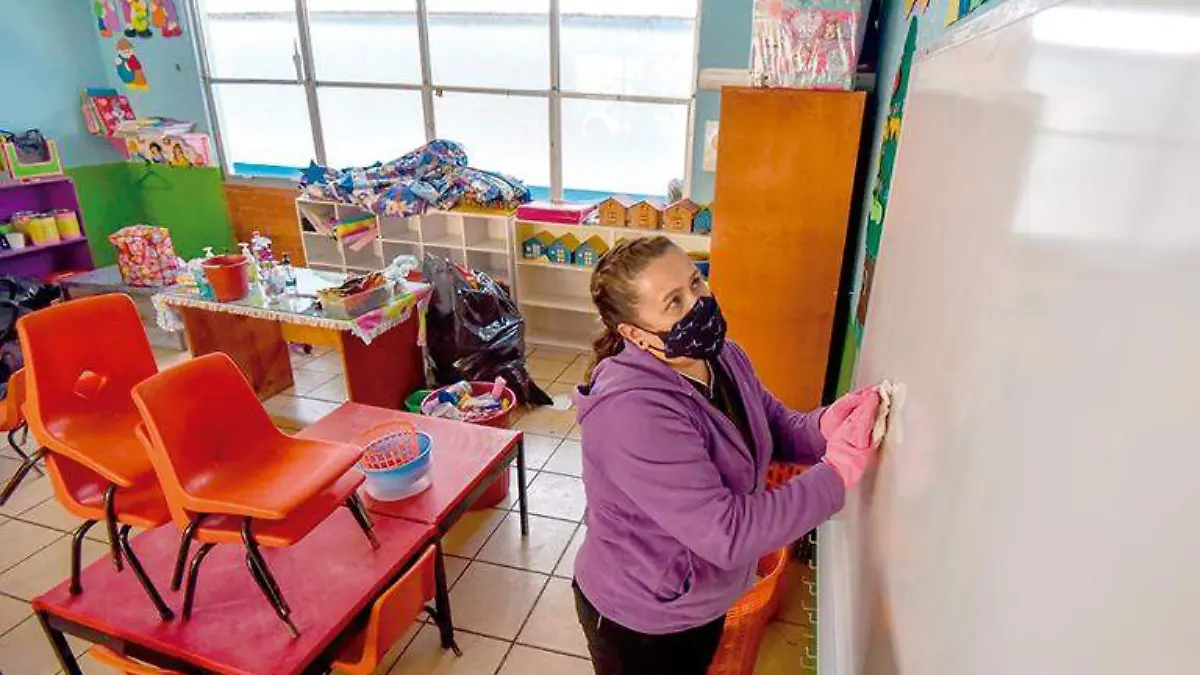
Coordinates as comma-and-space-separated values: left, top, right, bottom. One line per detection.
819, 1, 1200, 674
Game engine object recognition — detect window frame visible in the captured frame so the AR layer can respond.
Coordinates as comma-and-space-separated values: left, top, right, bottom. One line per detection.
189, 0, 702, 200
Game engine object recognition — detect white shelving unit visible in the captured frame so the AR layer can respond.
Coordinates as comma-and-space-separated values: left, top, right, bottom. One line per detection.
296, 199, 516, 286
514, 220, 711, 351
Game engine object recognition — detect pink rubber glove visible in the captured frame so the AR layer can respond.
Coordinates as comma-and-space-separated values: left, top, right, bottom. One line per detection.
820, 385, 878, 440
822, 392, 881, 490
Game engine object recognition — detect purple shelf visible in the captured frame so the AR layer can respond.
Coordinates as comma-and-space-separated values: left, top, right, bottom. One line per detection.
0, 177, 94, 279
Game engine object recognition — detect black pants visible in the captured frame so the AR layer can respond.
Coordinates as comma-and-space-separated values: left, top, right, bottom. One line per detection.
573, 581, 725, 675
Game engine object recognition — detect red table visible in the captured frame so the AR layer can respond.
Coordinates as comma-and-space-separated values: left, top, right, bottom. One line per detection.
34, 510, 442, 675
300, 403, 529, 536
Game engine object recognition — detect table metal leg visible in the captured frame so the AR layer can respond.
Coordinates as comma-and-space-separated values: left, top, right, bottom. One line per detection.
37, 611, 82, 675
515, 438, 529, 538
432, 540, 461, 655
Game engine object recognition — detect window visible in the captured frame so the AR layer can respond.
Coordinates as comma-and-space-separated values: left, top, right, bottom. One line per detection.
193, 0, 699, 198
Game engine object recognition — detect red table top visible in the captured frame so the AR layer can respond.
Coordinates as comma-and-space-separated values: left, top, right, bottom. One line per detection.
299, 403, 522, 525
34, 511, 433, 675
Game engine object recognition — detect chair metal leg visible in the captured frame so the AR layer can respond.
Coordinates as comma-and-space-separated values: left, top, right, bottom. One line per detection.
432, 541, 461, 655
103, 485, 123, 572
241, 518, 298, 638
7, 421, 41, 476
118, 525, 174, 621
171, 514, 206, 591
344, 494, 379, 549
181, 542, 215, 619
0, 446, 45, 506
69, 520, 96, 596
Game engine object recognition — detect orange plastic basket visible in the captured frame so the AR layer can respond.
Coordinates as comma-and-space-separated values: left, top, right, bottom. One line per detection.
707, 547, 790, 675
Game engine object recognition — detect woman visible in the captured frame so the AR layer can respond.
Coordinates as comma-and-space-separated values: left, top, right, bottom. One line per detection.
572, 236, 879, 675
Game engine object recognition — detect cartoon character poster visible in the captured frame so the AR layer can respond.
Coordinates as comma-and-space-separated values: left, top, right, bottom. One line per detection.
94, 0, 121, 38
151, 0, 184, 38
905, 0, 930, 17
115, 39, 149, 91
126, 135, 210, 168
122, 0, 154, 38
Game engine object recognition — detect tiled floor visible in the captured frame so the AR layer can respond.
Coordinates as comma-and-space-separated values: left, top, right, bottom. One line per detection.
0, 346, 815, 675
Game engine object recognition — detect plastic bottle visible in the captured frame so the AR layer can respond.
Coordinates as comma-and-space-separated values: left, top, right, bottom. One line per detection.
239, 242, 259, 283
281, 252, 297, 295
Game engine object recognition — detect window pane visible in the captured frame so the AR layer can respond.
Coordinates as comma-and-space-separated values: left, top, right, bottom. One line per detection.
562, 99, 687, 196
560, 0, 697, 98
308, 0, 421, 84
427, 0, 549, 89
319, 88, 426, 168
198, 0, 299, 80
434, 92, 549, 188
212, 83, 314, 171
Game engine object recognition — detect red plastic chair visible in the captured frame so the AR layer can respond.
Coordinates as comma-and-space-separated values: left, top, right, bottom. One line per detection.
88, 647, 183, 675
0, 370, 44, 504
16, 294, 173, 619
132, 352, 377, 636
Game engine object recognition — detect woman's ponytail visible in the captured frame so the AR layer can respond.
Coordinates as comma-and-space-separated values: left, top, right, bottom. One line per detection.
584, 236, 678, 383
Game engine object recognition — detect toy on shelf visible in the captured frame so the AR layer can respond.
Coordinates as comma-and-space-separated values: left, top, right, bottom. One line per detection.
82, 88, 136, 137
0, 130, 64, 182
751, 0, 863, 91
515, 201, 596, 225
693, 204, 714, 235
664, 198, 701, 233
628, 199, 664, 230
109, 225, 180, 287
522, 231, 555, 260
576, 235, 609, 268
331, 212, 378, 251
546, 233, 581, 265
689, 252, 712, 280
597, 196, 634, 226
82, 88, 210, 167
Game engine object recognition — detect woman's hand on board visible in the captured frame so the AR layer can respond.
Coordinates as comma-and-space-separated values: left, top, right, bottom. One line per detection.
821, 392, 881, 490
819, 385, 880, 440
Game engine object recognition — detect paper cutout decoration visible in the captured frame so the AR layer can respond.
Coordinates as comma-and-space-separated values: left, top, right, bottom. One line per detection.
94, 0, 121, 38
947, 0, 992, 26
115, 39, 149, 91
151, 0, 184, 38
123, 0, 154, 38
703, 121, 719, 172
904, 0, 930, 17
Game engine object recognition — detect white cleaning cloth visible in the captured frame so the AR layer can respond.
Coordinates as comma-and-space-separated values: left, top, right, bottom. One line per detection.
872, 380, 896, 449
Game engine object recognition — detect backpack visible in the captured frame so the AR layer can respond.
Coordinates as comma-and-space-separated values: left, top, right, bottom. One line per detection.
0, 276, 63, 398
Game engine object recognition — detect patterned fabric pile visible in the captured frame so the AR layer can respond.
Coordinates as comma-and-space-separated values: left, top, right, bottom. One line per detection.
299, 139, 531, 217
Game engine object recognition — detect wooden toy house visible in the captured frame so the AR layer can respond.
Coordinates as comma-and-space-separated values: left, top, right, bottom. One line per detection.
575, 235, 609, 267
597, 195, 634, 227
628, 199, 664, 230
546, 233, 581, 265
664, 199, 700, 233
522, 231, 556, 259
693, 205, 713, 234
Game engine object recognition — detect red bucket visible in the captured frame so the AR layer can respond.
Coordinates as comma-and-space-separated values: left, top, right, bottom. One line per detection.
422, 382, 518, 509
201, 254, 251, 302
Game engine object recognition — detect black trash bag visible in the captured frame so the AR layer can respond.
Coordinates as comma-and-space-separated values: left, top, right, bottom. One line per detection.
0, 275, 63, 398
422, 254, 550, 406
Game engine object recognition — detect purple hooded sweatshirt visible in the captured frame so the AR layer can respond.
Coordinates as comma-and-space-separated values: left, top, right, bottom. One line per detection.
572, 339, 846, 635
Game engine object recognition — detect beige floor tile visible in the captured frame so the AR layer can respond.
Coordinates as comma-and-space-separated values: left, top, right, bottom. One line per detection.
0, 592, 31, 634
517, 577, 589, 657
520, 434, 561, 471
521, 473, 586, 522
754, 621, 814, 674
527, 357, 569, 383
543, 439, 582, 477
0, 455, 23, 481
308, 376, 349, 403
777, 560, 816, 627
553, 525, 586, 579
442, 508, 508, 559
0, 519, 61, 573
387, 623, 509, 675
492, 467, 537, 511
0, 615, 88, 675
0, 473, 54, 516
476, 513, 576, 574
443, 555, 470, 589
0, 535, 107, 601
527, 347, 585, 364
283, 369, 340, 397
513, 406, 575, 438
499, 644, 593, 675
303, 351, 345, 374
567, 424, 583, 441
264, 395, 340, 429
557, 358, 589, 386
448, 562, 547, 640
15, 498, 86, 535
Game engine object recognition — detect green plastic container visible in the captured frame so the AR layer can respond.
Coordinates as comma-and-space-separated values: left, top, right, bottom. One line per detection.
405, 389, 432, 414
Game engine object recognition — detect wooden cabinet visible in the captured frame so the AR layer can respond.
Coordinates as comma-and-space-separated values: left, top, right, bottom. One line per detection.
710, 87, 865, 410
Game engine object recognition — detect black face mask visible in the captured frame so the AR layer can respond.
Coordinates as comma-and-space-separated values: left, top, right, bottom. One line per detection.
640, 295, 728, 360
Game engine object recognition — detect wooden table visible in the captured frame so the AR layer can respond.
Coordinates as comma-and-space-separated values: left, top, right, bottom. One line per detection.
300, 403, 530, 536
155, 269, 430, 410
34, 511, 444, 675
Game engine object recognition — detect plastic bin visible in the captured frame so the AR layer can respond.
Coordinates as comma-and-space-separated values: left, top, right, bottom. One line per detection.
422, 381, 517, 509
707, 548, 790, 675
405, 389, 433, 414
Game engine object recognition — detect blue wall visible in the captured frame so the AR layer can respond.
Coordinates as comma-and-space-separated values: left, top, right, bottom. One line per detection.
0, 0, 120, 167
690, 0, 753, 203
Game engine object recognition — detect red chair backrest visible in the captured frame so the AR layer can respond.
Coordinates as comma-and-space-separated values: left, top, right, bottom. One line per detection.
357, 545, 438, 671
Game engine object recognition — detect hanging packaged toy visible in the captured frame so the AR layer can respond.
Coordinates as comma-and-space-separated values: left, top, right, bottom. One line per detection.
751, 0, 863, 91
109, 225, 180, 287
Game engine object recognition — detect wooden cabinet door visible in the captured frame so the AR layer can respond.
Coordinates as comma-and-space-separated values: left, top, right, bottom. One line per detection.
710, 87, 865, 409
